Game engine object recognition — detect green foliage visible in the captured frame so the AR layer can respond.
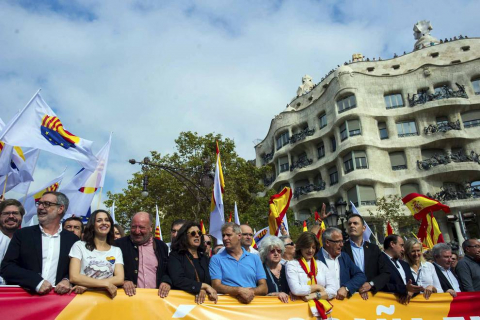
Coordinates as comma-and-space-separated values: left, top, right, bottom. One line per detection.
105, 131, 271, 242
368, 195, 420, 237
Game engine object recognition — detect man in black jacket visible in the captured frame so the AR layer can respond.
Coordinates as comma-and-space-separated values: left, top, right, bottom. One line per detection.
343, 214, 390, 299
1, 192, 79, 294
382, 234, 422, 303
431, 243, 460, 296
115, 212, 171, 297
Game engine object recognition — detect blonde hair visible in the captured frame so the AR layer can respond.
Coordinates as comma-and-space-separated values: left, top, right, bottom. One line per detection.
404, 238, 425, 266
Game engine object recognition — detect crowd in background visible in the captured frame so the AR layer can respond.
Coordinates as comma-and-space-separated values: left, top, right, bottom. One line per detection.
0, 191, 479, 315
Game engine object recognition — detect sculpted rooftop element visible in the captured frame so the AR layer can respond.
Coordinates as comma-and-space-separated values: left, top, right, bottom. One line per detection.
296, 74, 314, 97
413, 20, 440, 51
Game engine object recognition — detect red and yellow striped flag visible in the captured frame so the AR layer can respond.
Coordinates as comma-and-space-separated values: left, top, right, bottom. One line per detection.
303, 220, 308, 232
228, 212, 232, 222
317, 221, 326, 246
418, 212, 444, 249
200, 219, 207, 235
386, 221, 394, 236
268, 187, 292, 235
402, 193, 450, 220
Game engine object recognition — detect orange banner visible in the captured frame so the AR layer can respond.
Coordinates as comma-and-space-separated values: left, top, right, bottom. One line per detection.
1, 287, 479, 319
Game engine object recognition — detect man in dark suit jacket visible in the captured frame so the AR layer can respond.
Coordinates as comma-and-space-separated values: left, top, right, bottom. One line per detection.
382, 234, 422, 303
343, 214, 390, 299
316, 227, 366, 300
431, 243, 460, 296
1, 192, 79, 294
115, 212, 171, 297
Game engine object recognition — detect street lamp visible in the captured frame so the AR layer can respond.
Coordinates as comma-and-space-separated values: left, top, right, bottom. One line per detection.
324, 203, 338, 228
141, 175, 149, 198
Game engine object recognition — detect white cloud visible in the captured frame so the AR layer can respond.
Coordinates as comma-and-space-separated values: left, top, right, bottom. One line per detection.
2, 0, 479, 202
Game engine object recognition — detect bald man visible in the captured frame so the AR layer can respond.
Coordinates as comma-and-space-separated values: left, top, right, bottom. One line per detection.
115, 212, 171, 298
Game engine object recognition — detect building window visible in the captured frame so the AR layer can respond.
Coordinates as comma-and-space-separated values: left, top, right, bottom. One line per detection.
390, 151, 407, 170
396, 121, 418, 137
319, 113, 327, 129
278, 157, 289, 173
384, 94, 404, 109
378, 122, 388, 139
317, 143, 325, 159
337, 95, 356, 113
354, 150, 368, 169
347, 186, 359, 207
343, 153, 354, 173
276, 131, 289, 150
329, 166, 338, 186
472, 79, 480, 95
297, 209, 311, 221
462, 110, 480, 128
348, 185, 376, 206
436, 116, 448, 126
330, 136, 336, 152
340, 122, 348, 141
348, 119, 361, 136
401, 183, 420, 198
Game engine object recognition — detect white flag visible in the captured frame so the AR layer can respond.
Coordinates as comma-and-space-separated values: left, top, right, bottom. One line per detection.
155, 204, 163, 241
281, 212, 290, 235
234, 202, 240, 225
0, 92, 98, 170
21, 171, 65, 225
0, 143, 13, 176
60, 135, 112, 220
110, 200, 116, 224
5, 148, 39, 194
350, 201, 372, 243
209, 143, 225, 244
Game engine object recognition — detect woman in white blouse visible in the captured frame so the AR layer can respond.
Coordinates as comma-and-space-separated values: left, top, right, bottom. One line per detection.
404, 238, 443, 299
286, 232, 337, 318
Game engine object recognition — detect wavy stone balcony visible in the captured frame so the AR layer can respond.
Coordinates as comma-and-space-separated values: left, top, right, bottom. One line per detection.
423, 120, 461, 135
293, 181, 327, 200
417, 149, 480, 170
407, 83, 468, 107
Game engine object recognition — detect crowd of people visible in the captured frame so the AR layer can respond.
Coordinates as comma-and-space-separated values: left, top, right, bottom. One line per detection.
0, 191, 479, 313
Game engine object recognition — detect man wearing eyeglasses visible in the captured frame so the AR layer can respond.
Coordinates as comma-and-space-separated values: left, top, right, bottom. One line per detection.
0, 199, 25, 284
455, 239, 480, 291
1, 192, 79, 294
115, 212, 171, 298
316, 227, 366, 300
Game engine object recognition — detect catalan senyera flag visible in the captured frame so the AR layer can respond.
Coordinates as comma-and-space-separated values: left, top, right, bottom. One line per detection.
60, 135, 111, 220
209, 141, 225, 244
200, 219, 207, 235
418, 212, 445, 249
253, 227, 269, 249
252, 228, 258, 250
268, 187, 292, 236
21, 171, 65, 225
155, 204, 162, 241
303, 220, 308, 232
402, 193, 450, 220
0, 92, 98, 170
386, 221, 394, 236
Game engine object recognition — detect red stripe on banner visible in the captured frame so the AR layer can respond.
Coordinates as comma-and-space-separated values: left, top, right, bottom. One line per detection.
0, 287, 76, 320
447, 291, 480, 317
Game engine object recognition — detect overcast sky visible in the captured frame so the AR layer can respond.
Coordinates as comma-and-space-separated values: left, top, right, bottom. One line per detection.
1, 0, 479, 206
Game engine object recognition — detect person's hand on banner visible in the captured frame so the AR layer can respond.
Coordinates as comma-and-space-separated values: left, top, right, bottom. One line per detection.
158, 282, 171, 298
123, 281, 136, 297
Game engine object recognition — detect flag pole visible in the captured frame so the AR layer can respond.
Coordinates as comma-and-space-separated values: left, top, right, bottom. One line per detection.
2, 174, 8, 198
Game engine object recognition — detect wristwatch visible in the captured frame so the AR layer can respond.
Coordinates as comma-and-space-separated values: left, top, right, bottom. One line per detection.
369, 281, 375, 289
316, 292, 321, 300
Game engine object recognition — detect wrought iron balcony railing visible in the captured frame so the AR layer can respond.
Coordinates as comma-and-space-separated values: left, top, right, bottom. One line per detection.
293, 181, 327, 199
392, 165, 407, 171
424, 120, 461, 135
262, 152, 274, 164
427, 183, 480, 202
290, 157, 313, 171
290, 128, 315, 144
417, 149, 480, 170
408, 83, 468, 107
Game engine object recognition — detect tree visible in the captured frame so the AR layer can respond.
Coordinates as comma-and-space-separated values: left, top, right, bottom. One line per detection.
368, 195, 420, 238
105, 131, 271, 242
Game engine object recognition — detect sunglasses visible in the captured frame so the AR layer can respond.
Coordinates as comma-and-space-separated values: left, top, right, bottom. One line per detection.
270, 249, 282, 254
204, 241, 212, 246
189, 231, 201, 237
284, 242, 295, 247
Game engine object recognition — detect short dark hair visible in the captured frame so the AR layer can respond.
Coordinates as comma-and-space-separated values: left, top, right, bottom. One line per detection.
347, 214, 365, 226
171, 219, 186, 230
171, 221, 205, 254
0, 199, 25, 217
114, 224, 125, 237
384, 234, 400, 250
63, 216, 84, 233
83, 210, 115, 251
43, 191, 69, 217
295, 232, 320, 260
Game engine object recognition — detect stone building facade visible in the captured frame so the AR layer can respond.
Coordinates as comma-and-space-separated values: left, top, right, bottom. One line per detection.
254, 22, 480, 243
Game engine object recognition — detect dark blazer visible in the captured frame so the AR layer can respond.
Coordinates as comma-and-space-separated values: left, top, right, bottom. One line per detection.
343, 241, 390, 293
316, 249, 367, 295
167, 250, 211, 294
0, 225, 79, 291
263, 263, 290, 295
381, 253, 416, 294
115, 236, 171, 287
433, 263, 457, 292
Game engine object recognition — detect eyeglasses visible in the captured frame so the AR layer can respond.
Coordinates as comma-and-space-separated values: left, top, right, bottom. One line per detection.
270, 249, 282, 254
204, 241, 212, 246
171, 229, 179, 233
284, 242, 295, 247
189, 231, 201, 237
242, 233, 254, 237
35, 201, 61, 208
467, 245, 480, 249
326, 239, 343, 244
1, 211, 21, 218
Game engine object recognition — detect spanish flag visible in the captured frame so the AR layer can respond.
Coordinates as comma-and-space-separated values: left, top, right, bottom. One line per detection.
402, 193, 450, 220
268, 187, 292, 235
303, 220, 308, 232
417, 212, 444, 249
386, 221, 394, 236
317, 221, 326, 246
155, 205, 162, 240
200, 219, 207, 235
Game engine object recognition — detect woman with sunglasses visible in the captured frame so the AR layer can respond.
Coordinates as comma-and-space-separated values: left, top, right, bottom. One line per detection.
259, 236, 290, 303
69, 210, 124, 298
279, 235, 296, 264
167, 221, 218, 304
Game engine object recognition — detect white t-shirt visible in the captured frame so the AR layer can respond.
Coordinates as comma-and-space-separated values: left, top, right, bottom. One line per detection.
0, 231, 10, 285
69, 241, 124, 279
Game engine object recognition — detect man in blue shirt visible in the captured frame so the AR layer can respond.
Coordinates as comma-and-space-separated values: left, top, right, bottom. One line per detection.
209, 222, 267, 304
